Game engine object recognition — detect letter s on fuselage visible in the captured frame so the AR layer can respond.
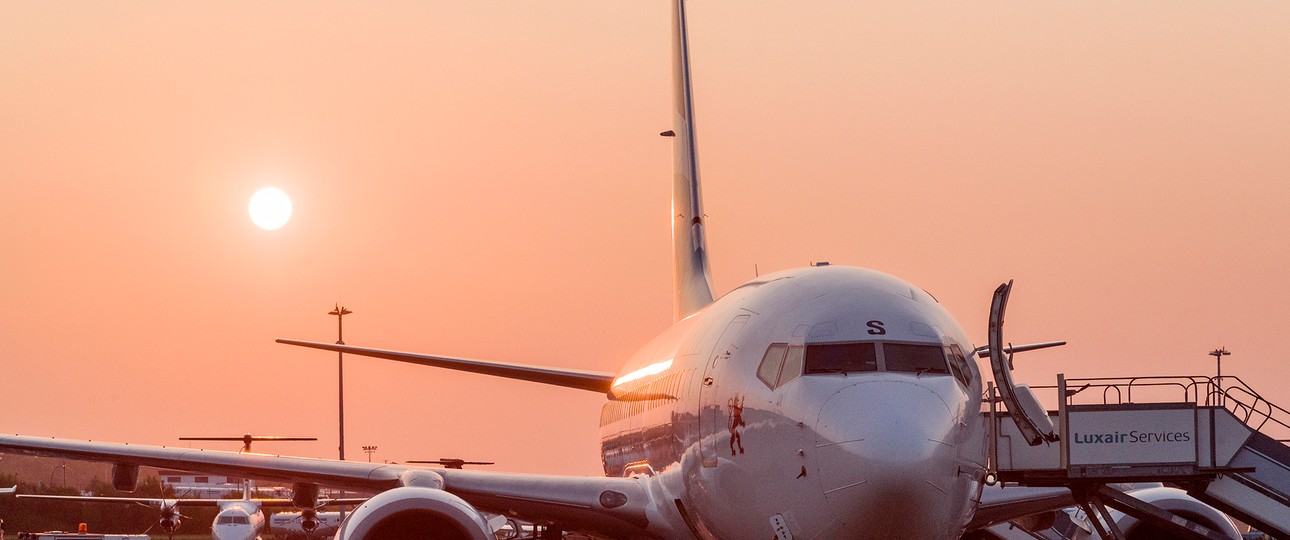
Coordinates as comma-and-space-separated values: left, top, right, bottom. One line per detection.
600, 265, 988, 540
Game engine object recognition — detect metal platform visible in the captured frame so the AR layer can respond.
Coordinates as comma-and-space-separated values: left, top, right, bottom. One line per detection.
985, 375, 1290, 539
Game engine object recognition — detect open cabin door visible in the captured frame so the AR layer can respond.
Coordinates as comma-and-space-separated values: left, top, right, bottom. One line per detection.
988, 281, 1059, 446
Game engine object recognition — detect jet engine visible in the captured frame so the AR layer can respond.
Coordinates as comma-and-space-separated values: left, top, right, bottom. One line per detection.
1069, 486, 1241, 540
334, 486, 494, 540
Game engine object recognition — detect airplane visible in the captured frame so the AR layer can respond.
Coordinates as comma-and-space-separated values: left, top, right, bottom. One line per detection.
0, 0, 1247, 538
19, 478, 371, 540
22, 480, 272, 540
17, 436, 367, 540
402, 459, 495, 469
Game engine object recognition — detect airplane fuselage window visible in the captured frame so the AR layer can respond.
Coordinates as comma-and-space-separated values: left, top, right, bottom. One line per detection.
804, 342, 879, 374
883, 342, 951, 375
598, 370, 687, 426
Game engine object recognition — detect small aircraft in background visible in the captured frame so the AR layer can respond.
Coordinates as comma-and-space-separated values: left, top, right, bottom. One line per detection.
20, 481, 366, 540
18, 435, 366, 540
403, 458, 494, 469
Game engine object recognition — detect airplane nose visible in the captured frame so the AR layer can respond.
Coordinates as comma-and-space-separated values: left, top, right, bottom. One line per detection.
814, 380, 962, 538
212, 526, 256, 540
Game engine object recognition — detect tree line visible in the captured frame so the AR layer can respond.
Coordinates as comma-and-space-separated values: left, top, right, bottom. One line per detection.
0, 472, 223, 536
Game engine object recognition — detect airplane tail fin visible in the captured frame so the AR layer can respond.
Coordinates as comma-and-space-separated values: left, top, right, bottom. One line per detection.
669, 0, 716, 321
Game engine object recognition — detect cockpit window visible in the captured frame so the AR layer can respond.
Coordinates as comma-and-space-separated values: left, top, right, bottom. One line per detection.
756, 344, 788, 388
800, 341, 956, 378
757, 344, 806, 390
945, 344, 972, 387
804, 342, 878, 374
778, 345, 804, 386
884, 343, 951, 374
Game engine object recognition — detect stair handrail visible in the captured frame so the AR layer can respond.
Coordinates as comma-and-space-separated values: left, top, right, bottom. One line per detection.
1026, 375, 1289, 442
1216, 376, 1290, 436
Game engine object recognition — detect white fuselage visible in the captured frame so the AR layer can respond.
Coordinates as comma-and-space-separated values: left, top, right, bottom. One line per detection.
600, 266, 988, 539
211, 500, 265, 540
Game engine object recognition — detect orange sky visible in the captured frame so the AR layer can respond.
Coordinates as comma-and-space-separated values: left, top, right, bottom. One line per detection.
2, 1, 1288, 477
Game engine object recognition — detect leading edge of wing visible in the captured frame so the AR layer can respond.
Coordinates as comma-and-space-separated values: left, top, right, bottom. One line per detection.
275, 339, 615, 394
16, 494, 231, 507
0, 435, 652, 537
0, 434, 400, 492
17, 493, 317, 508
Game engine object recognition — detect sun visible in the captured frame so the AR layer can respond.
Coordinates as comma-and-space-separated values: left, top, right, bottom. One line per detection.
248, 187, 293, 230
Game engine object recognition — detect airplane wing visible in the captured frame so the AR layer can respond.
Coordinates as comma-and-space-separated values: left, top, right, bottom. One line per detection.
275, 339, 616, 394
16, 493, 358, 508
18, 494, 221, 507
0, 434, 652, 538
320, 497, 371, 506
966, 484, 1075, 530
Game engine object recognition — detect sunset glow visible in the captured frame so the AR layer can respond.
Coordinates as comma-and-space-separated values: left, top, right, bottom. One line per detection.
1, 1, 1287, 476
248, 187, 292, 230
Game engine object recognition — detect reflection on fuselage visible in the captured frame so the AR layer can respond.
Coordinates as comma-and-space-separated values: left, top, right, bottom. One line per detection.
601, 266, 988, 539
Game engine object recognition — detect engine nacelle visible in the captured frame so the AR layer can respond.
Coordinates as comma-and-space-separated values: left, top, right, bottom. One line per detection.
111, 463, 139, 492
335, 486, 493, 540
292, 482, 320, 508
1070, 486, 1240, 540
300, 509, 319, 533
154, 502, 182, 535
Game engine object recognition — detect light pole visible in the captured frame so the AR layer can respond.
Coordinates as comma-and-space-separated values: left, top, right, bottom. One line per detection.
1209, 347, 1231, 406
362, 445, 378, 463
329, 304, 353, 461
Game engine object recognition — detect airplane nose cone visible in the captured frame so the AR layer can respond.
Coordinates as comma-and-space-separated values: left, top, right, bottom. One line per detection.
814, 381, 963, 538
212, 525, 256, 540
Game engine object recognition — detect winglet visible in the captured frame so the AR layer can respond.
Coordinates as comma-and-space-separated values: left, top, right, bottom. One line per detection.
670, 0, 716, 321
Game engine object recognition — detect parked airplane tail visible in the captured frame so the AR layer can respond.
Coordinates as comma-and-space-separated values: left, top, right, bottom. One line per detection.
669, 0, 716, 321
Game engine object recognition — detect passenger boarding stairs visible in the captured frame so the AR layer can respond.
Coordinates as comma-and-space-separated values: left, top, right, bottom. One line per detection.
986, 375, 1290, 539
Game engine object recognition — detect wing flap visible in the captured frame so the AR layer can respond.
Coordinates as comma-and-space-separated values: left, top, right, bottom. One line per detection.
275, 339, 615, 394
436, 469, 651, 535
